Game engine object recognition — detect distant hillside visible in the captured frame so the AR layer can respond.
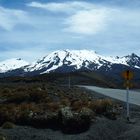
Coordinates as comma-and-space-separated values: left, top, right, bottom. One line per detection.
0, 71, 120, 88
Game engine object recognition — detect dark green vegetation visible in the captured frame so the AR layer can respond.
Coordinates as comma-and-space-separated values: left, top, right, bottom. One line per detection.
1, 71, 139, 88
1, 122, 15, 129
0, 71, 119, 87
0, 132, 6, 140
0, 73, 120, 134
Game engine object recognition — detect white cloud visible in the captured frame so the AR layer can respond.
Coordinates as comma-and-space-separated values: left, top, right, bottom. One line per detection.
27, 1, 110, 35
27, 1, 93, 13
0, 6, 29, 31
64, 9, 109, 35
0, 47, 51, 62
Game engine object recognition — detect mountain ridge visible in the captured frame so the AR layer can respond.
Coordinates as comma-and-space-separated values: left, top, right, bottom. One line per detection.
0, 50, 140, 78
0, 58, 29, 73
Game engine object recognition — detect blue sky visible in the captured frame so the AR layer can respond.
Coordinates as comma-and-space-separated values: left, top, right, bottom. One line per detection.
0, 0, 140, 62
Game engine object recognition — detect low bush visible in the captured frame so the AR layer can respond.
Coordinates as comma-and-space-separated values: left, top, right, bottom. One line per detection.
59, 106, 94, 134
29, 91, 47, 103
1, 122, 15, 129
30, 111, 60, 129
60, 98, 71, 107
89, 99, 114, 114
71, 100, 83, 111
0, 132, 7, 140
0, 104, 17, 124
5, 92, 30, 104
46, 102, 60, 112
2, 88, 11, 94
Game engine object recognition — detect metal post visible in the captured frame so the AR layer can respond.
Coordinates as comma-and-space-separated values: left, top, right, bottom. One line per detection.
126, 86, 130, 121
68, 74, 70, 89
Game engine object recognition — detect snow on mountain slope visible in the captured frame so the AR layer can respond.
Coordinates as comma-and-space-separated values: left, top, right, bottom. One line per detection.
24, 50, 108, 73
106, 53, 140, 68
0, 58, 29, 73
23, 50, 140, 74
0, 50, 140, 75
105, 56, 128, 65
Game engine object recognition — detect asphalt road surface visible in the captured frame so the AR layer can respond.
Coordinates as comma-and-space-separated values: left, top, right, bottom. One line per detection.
80, 86, 140, 106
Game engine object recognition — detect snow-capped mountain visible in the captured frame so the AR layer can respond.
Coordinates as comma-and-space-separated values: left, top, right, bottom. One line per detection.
24, 50, 109, 73
0, 58, 29, 73
0, 50, 140, 77
23, 50, 140, 74
105, 53, 140, 68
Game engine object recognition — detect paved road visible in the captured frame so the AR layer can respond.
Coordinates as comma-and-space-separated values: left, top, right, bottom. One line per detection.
80, 86, 140, 106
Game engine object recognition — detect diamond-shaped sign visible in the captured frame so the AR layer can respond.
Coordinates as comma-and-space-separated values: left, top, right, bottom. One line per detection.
122, 70, 134, 80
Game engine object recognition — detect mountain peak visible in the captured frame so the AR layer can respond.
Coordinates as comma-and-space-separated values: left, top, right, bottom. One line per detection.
0, 58, 29, 73
124, 53, 138, 58
130, 53, 138, 57
16, 58, 22, 61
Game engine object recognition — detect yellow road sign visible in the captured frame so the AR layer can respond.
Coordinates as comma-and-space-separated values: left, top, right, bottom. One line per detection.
122, 70, 134, 80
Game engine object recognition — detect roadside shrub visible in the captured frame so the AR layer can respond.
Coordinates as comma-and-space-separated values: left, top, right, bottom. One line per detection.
88, 99, 118, 119
0, 104, 17, 124
15, 103, 40, 124
42, 96, 52, 103
2, 88, 11, 94
24, 109, 60, 129
1, 122, 15, 129
71, 100, 83, 111
5, 92, 29, 104
0, 132, 7, 140
46, 102, 60, 112
29, 91, 47, 103
59, 106, 93, 134
104, 103, 119, 120
80, 107, 95, 120
18, 103, 39, 115
15, 87, 26, 92
60, 98, 71, 107
89, 99, 113, 114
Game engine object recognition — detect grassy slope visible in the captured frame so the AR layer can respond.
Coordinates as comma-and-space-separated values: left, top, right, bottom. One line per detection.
0, 71, 125, 88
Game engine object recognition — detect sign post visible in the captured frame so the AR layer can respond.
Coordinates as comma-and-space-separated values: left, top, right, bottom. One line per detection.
126, 85, 129, 120
68, 74, 71, 89
122, 70, 134, 121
